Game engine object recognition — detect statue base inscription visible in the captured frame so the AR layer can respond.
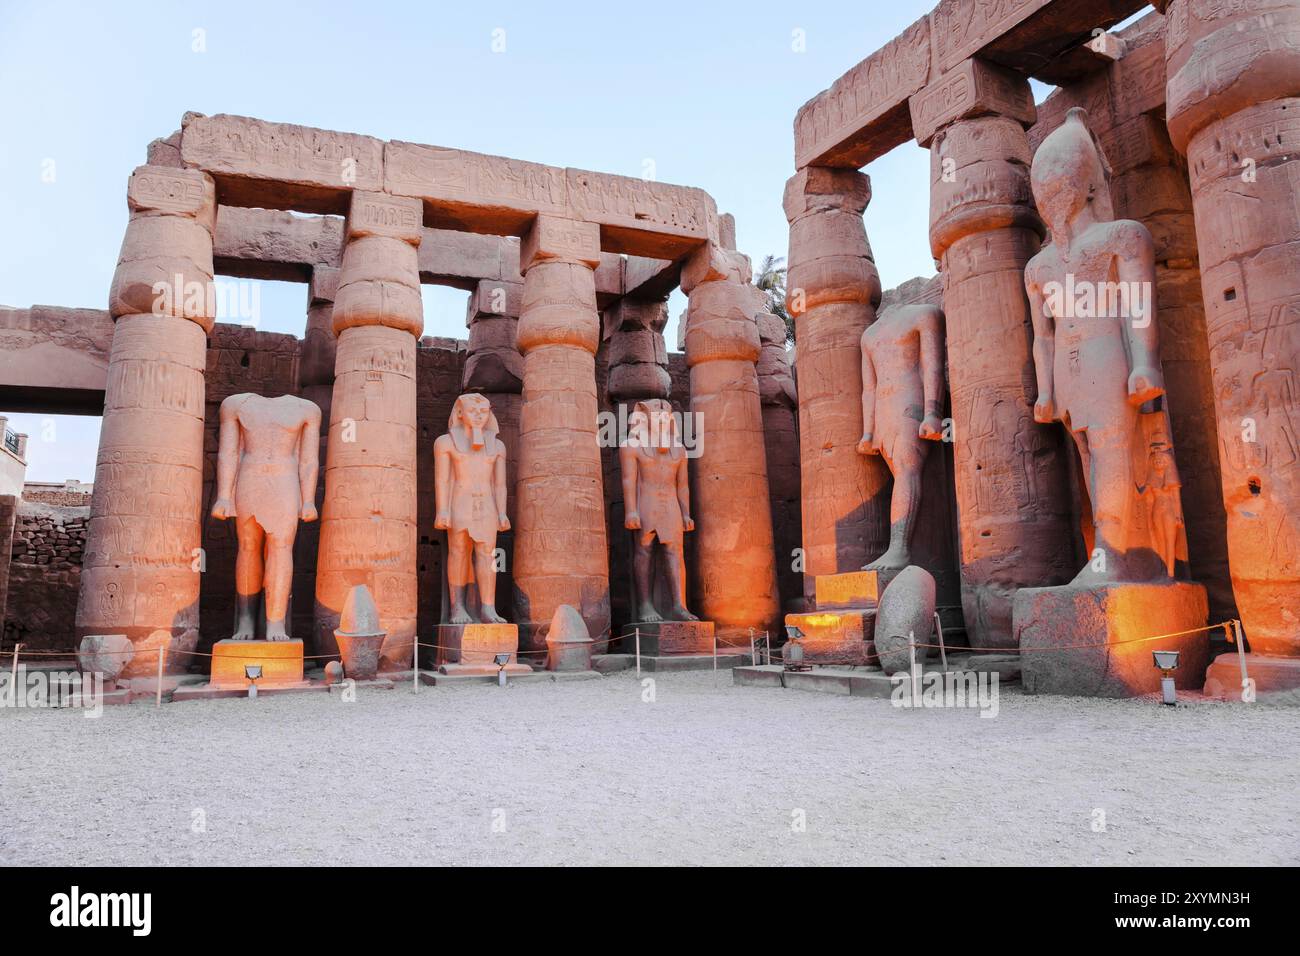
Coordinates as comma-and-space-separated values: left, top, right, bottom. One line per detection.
1014, 582, 1209, 698
814, 569, 899, 611
210, 639, 306, 688
620, 620, 715, 656
434, 622, 532, 676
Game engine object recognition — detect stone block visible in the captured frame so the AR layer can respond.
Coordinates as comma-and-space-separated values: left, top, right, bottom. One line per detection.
520, 215, 600, 270
784, 609, 875, 664
1014, 581, 1209, 698
621, 620, 714, 656
1202, 654, 1300, 703
813, 569, 897, 610
435, 622, 520, 667
210, 639, 305, 688
910, 57, 1036, 148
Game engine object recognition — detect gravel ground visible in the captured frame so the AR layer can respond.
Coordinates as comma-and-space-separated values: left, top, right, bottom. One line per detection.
1, 670, 1295, 866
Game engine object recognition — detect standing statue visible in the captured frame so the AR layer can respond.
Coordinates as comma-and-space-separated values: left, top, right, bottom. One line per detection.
620, 398, 697, 623
434, 394, 510, 625
211, 393, 322, 641
1024, 106, 1184, 583
856, 303, 947, 571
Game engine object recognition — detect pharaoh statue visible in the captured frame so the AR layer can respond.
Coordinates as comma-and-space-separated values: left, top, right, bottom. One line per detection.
619, 398, 698, 623
211, 393, 322, 641
434, 394, 510, 625
856, 303, 947, 571
1024, 106, 1185, 582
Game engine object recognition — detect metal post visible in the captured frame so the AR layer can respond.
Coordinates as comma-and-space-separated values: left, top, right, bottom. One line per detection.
155, 645, 166, 709
934, 612, 947, 670
9, 643, 20, 687
908, 630, 919, 706
635, 627, 641, 676
749, 627, 756, 667
712, 628, 718, 686
1233, 619, 1250, 700
413, 643, 420, 694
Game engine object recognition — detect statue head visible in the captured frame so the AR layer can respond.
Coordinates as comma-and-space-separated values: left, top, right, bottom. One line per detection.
627, 398, 678, 454
1030, 107, 1114, 236
448, 393, 499, 452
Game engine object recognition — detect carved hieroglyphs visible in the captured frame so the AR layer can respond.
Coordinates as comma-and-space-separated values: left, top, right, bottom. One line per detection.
314, 191, 423, 669
77, 165, 216, 676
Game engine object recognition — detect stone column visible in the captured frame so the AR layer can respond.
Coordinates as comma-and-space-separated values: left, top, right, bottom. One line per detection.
314, 192, 423, 669
462, 277, 524, 623
512, 215, 610, 651
681, 243, 781, 642
1162, 0, 1300, 658
76, 165, 216, 675
294, 266, 337, 652
602, 295, 673, 629
783, 167, 890, 597
910, 58, 1077, 647
756, 312, 803, 610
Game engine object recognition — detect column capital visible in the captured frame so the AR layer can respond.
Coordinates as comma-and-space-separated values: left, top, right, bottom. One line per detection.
127, 165, 217, 234
466, 278, 523, 326
309, 266, 340, 305
783, 167, 871, 222
520, 215, 600, 271
680, 242, 750, 295
909, 56, 1036, 149
345, 191, 423, 245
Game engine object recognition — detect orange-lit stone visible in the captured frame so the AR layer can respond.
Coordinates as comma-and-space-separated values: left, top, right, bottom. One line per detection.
210, 638, 305, 688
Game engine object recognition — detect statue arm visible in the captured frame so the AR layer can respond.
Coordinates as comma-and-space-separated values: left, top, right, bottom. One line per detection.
1026, 267, 1057, 423
433, 438, 451, 529
212, 397, 241, 518
858, 334, 877, 454
1119, 225, 1165, 406
494, 441, 509, 531
298, 404, 321, 522
676, 455, 694, 531
619, 446, 640, 529
918, 308, 946, 440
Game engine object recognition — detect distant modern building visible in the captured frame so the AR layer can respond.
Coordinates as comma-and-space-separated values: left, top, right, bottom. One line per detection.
0, 416, 28, 498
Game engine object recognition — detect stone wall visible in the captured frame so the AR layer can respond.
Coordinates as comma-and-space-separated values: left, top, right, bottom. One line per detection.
22, 489, 93, 507
3, 500, 86, 651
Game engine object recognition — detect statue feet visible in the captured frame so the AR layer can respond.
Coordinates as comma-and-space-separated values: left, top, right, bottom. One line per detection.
266, 620, 290, 642
448, 606, 474, 625
231, 620, 256, 642
670, 605, 699, 622
480, 604, 507, 625
637, 604, 663, 624
863, 545, 910, 572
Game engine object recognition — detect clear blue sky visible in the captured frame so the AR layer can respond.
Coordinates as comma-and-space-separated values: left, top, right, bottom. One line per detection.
1, 0, 943, 480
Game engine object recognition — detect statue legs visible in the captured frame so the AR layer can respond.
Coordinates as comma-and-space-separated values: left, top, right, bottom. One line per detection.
233, 516, 297, 641
474, 540, 505, 624
633, 532, 698, 623
865, 441, 929, 572
1070, 427, 1134, 584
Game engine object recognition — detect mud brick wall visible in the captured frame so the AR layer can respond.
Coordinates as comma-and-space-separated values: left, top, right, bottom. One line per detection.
198, 324, 303, 654
3, 501, 86, 651
22, 489, 94, 507
0, 494, 18, 639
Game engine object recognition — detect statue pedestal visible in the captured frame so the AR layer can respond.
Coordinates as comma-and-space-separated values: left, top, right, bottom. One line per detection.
210, 639, 305, 688
620, 620, 714, 656
815, 569, 899, 610
782, 569, 899, 665
1014, 581, 1209, 697
1203, 653, 1300, 703
435, 623, 532, 676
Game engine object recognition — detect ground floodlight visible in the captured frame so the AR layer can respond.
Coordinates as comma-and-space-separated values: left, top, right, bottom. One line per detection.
1152, 650, 1180, 671
494, 653, 510, 687
245, 663, 263, 700
1152, 650, 1180, 706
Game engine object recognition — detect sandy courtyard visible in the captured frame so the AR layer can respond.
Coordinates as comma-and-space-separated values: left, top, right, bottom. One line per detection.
1, 669, 1295, 866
